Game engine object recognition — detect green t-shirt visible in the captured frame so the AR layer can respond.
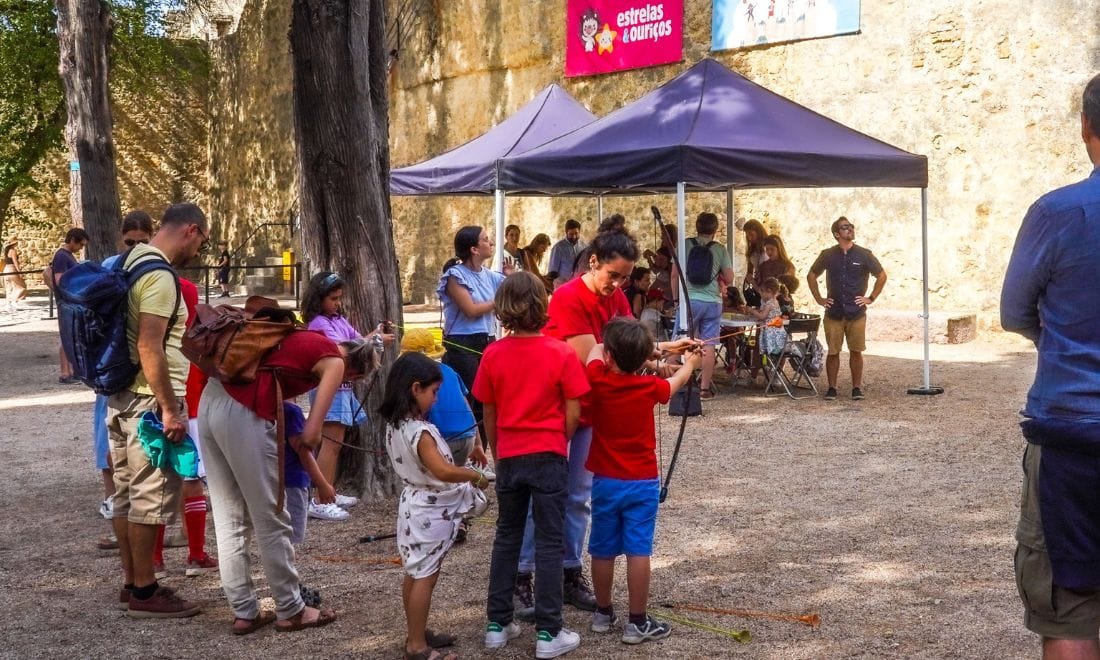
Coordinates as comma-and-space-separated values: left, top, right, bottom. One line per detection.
685, 237, 732, 304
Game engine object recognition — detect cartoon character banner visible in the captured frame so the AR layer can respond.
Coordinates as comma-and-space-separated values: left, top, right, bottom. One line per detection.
565, 1, 683, 78
711, 0, 861, 51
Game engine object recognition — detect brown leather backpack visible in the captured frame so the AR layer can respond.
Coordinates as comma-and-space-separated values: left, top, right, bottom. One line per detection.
182, 295, 301, 384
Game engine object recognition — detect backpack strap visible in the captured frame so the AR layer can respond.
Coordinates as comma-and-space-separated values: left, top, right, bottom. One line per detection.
274, 374, 285, 514
124, 250, 182, 347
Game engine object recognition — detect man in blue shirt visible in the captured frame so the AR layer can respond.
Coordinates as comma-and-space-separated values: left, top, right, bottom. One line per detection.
807, 217, 886, 401
1002, 73, 1100, 659
547, 219, 586, 290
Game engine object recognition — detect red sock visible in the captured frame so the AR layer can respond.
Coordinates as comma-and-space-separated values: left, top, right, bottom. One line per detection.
184, 496, 208, 562
153, 524, 165, 565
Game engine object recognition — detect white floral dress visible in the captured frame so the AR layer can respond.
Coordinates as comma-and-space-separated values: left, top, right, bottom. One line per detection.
386, 418, 487, 578
759, 298, 788, 356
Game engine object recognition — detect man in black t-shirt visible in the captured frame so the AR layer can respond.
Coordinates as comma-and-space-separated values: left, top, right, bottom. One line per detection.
216, 241, 231, 298
806, 217, 887, 401
52, 227, 88, 383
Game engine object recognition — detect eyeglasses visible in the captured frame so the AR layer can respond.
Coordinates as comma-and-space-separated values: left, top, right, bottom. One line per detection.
123, 238, 149, 247
192, 224, 210, 250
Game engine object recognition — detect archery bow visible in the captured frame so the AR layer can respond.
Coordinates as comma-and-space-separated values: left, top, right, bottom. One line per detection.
652, 205, 696, 503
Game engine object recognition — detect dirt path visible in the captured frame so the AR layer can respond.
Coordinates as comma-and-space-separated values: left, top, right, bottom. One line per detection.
0, 303, 1039, 658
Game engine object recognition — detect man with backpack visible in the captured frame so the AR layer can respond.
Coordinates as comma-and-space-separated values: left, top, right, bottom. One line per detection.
677, 212, 734, 400
107, 203, 209, 618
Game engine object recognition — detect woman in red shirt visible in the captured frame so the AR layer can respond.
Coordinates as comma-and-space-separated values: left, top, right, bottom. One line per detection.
199, 329, 374, 634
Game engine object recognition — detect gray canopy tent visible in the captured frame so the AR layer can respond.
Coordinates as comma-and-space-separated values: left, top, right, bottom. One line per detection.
496, 59, 940, 394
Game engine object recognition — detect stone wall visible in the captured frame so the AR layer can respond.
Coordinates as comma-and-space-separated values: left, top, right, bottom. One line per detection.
384, 0, 1100, 324
198, 0, 1099, 323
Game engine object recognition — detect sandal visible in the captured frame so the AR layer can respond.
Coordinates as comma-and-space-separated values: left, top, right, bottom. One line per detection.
425, 629, 457, 648
404, 649, 457, 660
275, 607, 337, 632
699, 385, 717, 400
232, 610, 277, 636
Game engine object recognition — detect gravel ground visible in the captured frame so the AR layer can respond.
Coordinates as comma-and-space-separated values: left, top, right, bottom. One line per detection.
0, 301, 1040, 659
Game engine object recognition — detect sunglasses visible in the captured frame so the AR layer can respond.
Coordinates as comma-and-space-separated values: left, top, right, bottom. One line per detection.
123, 238, 149, 247
837, 224, 855, 230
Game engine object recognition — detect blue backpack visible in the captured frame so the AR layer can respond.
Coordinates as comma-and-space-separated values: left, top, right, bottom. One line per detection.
57, 248, 180, 395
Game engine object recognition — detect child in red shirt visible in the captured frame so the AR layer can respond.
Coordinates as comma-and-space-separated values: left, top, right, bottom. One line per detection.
584, 317, 699, 644
473, 271, 590, 658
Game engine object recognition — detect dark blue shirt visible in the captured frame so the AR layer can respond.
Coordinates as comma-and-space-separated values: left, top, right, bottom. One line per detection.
50, 248, 78, 277
1002, 167, 1100, 422
282, 402, 310, 488
809, 244, 882, 321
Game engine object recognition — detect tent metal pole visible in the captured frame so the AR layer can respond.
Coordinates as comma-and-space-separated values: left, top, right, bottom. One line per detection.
725, 188, 735, 269
597, 195, 604, 222
908, 187, 944, 396
494, 188, 505, 272
677, 182, 688, 332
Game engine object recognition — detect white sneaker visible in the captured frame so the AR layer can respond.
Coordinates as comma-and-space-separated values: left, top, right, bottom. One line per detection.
484, 621, 521, 649
99, 498, 113, 520
535, 628, 580, 658
590, 610, 618, 633
334, 493, 359, 509
308, 500, 349, 521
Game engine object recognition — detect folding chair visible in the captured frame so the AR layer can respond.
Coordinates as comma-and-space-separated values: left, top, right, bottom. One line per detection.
763, 313, 821, 399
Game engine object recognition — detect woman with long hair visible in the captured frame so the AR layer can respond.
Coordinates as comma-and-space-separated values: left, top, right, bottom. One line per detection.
437, 225, 506, 442
519, 233, 553, 291
754, 234, 796, 287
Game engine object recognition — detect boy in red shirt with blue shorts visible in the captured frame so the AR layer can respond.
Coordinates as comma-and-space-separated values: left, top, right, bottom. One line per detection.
474, 271, 591, 659
584, 317, 699, 644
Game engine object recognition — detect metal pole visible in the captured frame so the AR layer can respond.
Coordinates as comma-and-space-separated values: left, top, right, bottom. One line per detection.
597, 195, 604, 222
494, 188, 505, 272
204, 266, 210, 304
908, 187, 943, 396
676, 182, 688, 332
725, 188, 735, 266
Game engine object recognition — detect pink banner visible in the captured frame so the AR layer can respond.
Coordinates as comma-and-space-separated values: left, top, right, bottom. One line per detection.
565, 1, 683, 78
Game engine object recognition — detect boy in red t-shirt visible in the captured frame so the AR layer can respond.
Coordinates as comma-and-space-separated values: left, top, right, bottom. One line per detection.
584, 317, 699, 645
473, 271, 590, 658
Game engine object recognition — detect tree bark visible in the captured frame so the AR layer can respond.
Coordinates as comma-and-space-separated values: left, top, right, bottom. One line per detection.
290, 0, 401, 499
55, 0, 122, 263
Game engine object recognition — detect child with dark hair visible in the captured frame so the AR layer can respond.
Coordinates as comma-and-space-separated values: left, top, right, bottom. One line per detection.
584, 317, 699, 644
473, 271, 590, 658
378, 351, 489, 660
300, 271, 392, 522
623, 267, 651, 319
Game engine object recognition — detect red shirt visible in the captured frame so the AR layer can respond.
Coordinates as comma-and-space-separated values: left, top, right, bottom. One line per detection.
223, 330, 342, 421
179, 279, 208, 419
544, 276, 632, 344
472, 335, 590, 459
584, 359, 670, 480
544, 277, 632, 426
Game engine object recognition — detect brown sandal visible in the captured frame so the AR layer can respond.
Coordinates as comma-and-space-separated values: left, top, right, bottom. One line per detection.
275, 607, 337, 632
232, 610, 276, 636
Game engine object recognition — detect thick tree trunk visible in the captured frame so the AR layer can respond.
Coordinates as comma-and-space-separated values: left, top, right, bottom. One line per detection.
55, 0, 121, 263
290, 0, 401, 500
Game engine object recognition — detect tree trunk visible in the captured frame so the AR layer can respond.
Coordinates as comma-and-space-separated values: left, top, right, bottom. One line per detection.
290, 0, 401, 500
55, 0, 122, 263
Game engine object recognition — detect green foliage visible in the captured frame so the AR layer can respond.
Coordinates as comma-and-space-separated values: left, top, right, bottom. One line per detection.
0, 0, 209, 226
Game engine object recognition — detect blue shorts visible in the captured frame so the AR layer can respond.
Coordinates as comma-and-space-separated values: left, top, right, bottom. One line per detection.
690, 300, 723, 346
588, 476, 659, 558
309, 388, 367, 427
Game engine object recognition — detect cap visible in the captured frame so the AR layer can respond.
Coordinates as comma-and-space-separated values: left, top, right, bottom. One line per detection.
400, 327, 445, 360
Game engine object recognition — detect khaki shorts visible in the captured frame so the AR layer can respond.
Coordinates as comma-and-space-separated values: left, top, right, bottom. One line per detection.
107, 390, 184, 526
1015, 443, 1100, 639
823, 315, 867, 355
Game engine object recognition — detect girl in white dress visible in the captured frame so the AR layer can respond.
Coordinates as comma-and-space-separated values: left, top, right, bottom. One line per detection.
379, 351, 489, 660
